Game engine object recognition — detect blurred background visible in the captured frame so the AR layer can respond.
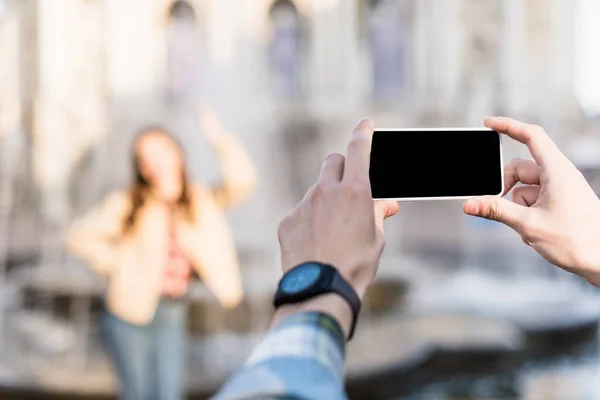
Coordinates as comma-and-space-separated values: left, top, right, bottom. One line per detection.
1, 0, 600, 399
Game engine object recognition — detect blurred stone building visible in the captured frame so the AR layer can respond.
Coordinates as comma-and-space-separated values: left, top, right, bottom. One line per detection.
0, 0, 586, 258
0, 0, 597, 396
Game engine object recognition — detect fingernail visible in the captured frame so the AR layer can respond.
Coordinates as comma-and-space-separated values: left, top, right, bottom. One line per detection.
465, 199, 480, 215
355, 118, 374, 132
356, 118, 369, 127
354, 119, 374, 140
325, 152, 343, 161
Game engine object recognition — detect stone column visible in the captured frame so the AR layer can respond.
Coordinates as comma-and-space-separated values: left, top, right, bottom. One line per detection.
0, 2, 21, 142
576, 0, 600, 117
34, 0, 80, 223
0, 0, 22, 286
412, 0, 431, 114
70, 0, 108, 210
499, 0, 527, 117
547, 0, 579, 136
521, 0, 579, 146
204, 0, 236, 69
411, 0, 462, 121
524, 0, 552, 121
307, 0, 361, 118
105, 0, 165, 101
459, 0, 503, 126
35, 0, 109, 220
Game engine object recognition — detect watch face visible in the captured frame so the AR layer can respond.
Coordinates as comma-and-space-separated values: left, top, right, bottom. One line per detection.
280, 263, 322, 294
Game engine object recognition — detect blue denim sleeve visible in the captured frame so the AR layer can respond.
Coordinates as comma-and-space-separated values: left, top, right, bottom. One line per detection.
211, 312, 348, 400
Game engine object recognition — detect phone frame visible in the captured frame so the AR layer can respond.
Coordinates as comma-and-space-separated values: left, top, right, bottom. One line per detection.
371, 127, 504, 202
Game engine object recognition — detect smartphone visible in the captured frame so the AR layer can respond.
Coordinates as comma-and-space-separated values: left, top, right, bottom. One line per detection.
369, 128, 504, 201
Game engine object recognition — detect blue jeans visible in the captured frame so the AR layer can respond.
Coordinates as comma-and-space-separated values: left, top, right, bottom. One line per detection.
101, 300, 187, 400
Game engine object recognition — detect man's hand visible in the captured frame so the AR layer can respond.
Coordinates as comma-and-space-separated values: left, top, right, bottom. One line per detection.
273, 119, 399, 337
463, 117, 600, 286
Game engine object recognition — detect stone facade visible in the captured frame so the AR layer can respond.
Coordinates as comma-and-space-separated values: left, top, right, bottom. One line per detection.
0, 0, 585, 264
1, 1, 597, 396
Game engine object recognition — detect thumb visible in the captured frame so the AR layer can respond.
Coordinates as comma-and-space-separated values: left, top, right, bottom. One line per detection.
463, 196, 527, 233
374, 200, 400, 231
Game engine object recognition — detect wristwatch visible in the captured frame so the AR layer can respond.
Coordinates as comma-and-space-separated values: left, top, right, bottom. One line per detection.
273, 262, 361, 340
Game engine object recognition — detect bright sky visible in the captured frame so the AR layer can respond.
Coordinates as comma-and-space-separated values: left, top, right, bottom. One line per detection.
576, 0, 600, 116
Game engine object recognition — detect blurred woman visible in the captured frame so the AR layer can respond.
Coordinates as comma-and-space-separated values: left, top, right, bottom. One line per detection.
67, 109, 257, 400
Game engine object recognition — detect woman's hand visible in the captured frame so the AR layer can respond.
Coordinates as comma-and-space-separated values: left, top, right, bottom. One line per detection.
198, 106, 224, 140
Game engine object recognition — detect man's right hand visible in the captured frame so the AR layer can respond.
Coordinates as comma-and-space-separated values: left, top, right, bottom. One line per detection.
273, 119, 399, 338
463, 117, 600, 286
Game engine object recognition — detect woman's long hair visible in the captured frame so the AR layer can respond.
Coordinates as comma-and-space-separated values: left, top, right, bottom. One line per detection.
123, 127, 195, 234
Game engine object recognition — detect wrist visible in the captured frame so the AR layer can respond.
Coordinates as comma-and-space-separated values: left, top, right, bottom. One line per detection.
570, 230, 600, 287
576, 210, 600, 286
580, 256, 600, 287
271, 293, 353, 340
337, 265, 369, 300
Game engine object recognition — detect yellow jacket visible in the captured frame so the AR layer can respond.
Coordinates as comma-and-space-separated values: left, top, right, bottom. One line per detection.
66, 132, 257, 325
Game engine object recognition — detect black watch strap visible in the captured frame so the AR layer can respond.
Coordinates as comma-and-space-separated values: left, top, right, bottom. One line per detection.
274, 262, 362, 340
330, 266, 361, 340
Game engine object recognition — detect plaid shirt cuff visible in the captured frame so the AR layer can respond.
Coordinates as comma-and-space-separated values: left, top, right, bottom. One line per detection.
245, 311, 346, 382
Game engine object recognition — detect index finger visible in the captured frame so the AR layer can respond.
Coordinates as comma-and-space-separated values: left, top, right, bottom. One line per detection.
484, 117, 564, 169
343, 118, 375, 182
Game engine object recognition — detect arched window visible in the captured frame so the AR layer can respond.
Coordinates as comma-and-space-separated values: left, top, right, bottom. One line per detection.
366, 0, 404, 100
268, 0, 303, 100
166, 0, 201, 104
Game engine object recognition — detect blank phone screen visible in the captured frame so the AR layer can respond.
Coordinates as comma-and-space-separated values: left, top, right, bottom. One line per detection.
369, 129, 503, 199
